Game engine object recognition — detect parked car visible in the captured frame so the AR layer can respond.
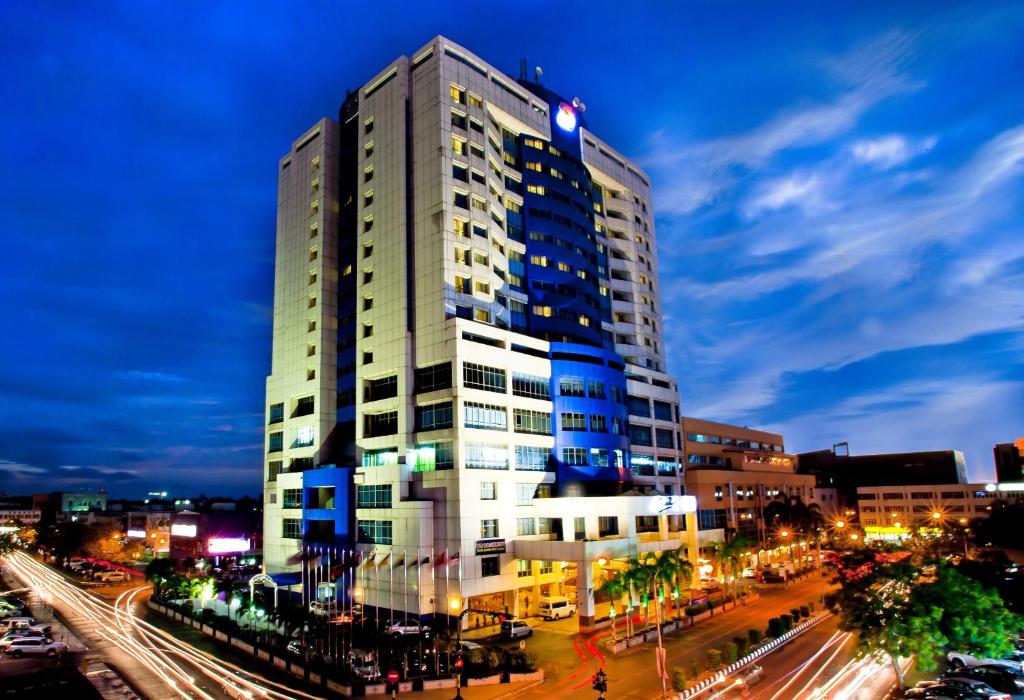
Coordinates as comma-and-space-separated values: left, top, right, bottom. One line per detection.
2, 637, 69, 657
500, 619, 532, 639
906, 679, 1012, 699
538, 596, 576, 620
387, 619, 426, 636
95, 570, 127, 583
949, 650, 1024, 673
943, 665, 1024, 695
309, 599, 337, 617
937, 671, 1019, 700
0, 617, 37, 633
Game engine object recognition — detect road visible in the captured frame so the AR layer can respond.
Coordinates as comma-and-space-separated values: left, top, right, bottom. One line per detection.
3, 550, 319, 700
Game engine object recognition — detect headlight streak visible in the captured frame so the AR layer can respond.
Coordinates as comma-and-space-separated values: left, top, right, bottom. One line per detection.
4, 551, 320, 700
768, 630, 851, 700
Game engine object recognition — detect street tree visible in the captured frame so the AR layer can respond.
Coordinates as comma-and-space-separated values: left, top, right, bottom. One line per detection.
828, 546, 1022, 690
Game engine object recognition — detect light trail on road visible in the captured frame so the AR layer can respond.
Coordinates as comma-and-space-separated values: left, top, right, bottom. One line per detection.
4, 550, 322, 700
766, 629, 852, 700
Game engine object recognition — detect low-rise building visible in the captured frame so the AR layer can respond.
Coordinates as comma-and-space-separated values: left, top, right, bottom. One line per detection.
856, 482, 1024, 541
681, 417, 823, 549
994, 439, 1024, 483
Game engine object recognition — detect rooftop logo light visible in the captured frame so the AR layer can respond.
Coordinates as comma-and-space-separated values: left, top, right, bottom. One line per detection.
555, 102, 577, 132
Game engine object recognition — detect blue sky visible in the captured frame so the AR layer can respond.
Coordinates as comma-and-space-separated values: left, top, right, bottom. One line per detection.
1, 2, 1021, 497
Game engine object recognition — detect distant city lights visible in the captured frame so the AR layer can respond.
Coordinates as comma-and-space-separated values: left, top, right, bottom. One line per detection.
208, 537, 250, 554
170, 523, 197, 538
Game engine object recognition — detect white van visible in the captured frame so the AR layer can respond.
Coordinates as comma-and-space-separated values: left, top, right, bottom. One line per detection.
538, 596, 576, 620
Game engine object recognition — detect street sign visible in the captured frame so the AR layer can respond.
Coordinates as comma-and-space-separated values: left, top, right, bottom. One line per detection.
386, 669, 399, 684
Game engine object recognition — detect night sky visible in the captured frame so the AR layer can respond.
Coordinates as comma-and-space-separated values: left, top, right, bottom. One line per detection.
2, 2, 1021, 498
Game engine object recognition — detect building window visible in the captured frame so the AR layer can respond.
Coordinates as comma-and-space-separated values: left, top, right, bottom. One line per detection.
307, 343, 316, 357
364, 411, 398, 437
561, 412, 586, 431
356, 484, 392, 509
473, 307, 491, 323
516, 517, 536, 536
294, 426, 315, 447
480, 481, 496, 500
453, 191, 469, 209
268, 460, 282, 482
363, 323, 373, 338
268, 432, 283, 453
517, 560, 531, 578
629, 425, 653, 446
269, 403, 284, 424
698, 509, 727, 530
539, 559, 554, 575
308, 294, 317, 308
590, 415, 607, 433
415, 362, 453, 393
465, 442, 509, 470
513, 409, 551, 435
357, 519, 392, 544
590, 448, 609, 467
656, 429, 675, 449
412, 440, 454, 471
598, 516, 618, 538
480, 519, 499, 538
282, 489, 303, 509
481, 556, 500, 577
516, 483, 535, 506
307, 319, 317, 332
514, 446, 551, 471
464, 402, 507, 431
362, 351, 373, 365
559, 377, 586, 397
653, 401, 673, 421
294, 396, 314, 417
282, 519, 302, 539
365, 375, 398, 402
512, 373, 550, 400
463, 362, 506, 393
362, 449, 399, 467
627, 395, 651, 417
587, 380, 606, 399
562, 447, 588, 466
416, 401, 454, 431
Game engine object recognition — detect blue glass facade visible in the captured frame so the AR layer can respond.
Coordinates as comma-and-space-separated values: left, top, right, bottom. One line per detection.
549, 342, 631, 490
302, 465, 354, 547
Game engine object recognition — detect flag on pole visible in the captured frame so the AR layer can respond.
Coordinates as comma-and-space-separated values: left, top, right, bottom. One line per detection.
448, 551, 460, 568
362, 552, 376, 569
434, 550, 448, 568
376, 551, 391, 568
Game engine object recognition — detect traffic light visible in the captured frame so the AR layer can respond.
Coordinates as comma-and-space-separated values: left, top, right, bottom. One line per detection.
454, 651, 465, 671
592, 669, 608, 694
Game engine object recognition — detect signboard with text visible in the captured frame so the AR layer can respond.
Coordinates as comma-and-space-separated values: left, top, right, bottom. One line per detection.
475, 538, 506, 555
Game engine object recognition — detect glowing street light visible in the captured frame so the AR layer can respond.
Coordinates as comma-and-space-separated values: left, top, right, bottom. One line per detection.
449, 597, 461, 611
835, 520, 846, 529
932, 512, 942, 521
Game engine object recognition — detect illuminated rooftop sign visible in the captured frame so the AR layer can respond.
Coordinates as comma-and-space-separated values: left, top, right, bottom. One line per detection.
555, 102, 577, 132
171, 523, 197, 538
208, 538, 250, 554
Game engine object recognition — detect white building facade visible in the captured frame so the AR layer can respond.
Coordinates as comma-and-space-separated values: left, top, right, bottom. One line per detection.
263, 36, 694, 627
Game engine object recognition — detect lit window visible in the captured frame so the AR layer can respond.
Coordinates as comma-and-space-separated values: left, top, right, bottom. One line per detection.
558, 262, 570, 272
474, 279, 490, 295
450, 84, 466, 104
526, 184, 545, 195
473, 307, 491, 323
532, 305, 552, 317
468, 93, 482, 108
452, 136, 466, 155
526, 162, 542, 172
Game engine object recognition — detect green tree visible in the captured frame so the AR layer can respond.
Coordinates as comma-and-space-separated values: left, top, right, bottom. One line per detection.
144, 558, 176, 597
0, 534, 16, 556
829, 547, 1022, 690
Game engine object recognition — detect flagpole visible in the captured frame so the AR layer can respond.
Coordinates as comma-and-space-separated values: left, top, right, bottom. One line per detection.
389, 549, 394, 624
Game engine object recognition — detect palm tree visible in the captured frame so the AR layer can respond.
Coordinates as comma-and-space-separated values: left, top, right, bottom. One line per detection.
598, 575, 628, 643
621, 558, 651, 632
656, 548, 693, 619
718, 535, 755, 597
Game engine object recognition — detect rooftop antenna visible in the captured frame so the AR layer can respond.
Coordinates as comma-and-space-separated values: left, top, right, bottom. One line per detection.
535, 65, 543, 83
519, 58, 527, 80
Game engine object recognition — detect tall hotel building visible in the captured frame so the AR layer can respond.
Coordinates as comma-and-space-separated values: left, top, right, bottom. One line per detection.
263, 36, 696, 627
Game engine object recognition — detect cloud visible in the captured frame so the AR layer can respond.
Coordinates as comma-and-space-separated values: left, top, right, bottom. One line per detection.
743, 173, 830, 218
642, 30, 924, 217
850, 134, 936, 169
115, 370, 188, 383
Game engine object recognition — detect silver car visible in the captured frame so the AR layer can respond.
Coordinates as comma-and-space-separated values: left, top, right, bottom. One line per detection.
3, 637, 69, 657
